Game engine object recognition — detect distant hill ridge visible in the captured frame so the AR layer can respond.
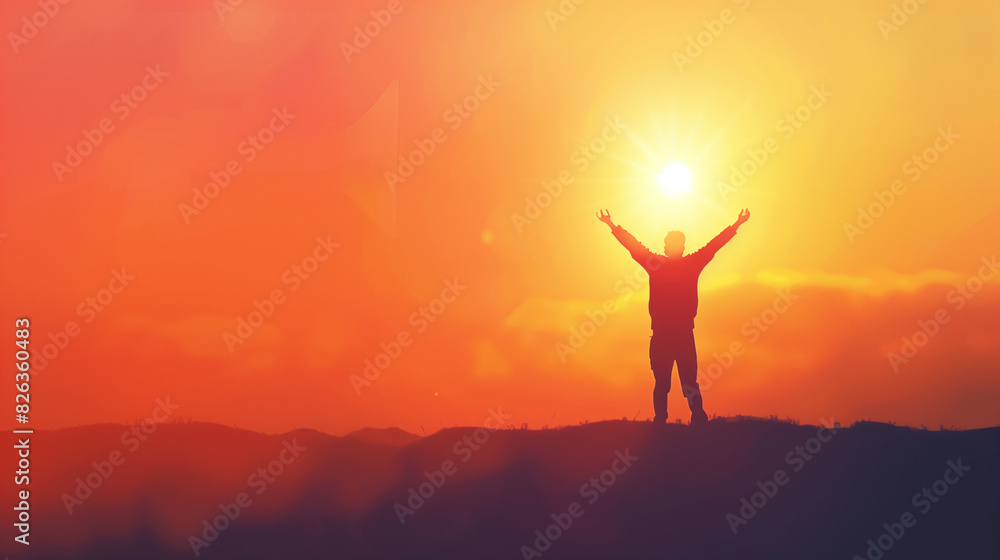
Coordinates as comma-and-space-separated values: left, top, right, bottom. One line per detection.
17, 418, 999, 559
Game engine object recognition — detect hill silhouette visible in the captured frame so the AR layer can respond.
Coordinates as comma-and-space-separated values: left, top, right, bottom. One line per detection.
17, 419, 999, 559
345, 426, 422, 447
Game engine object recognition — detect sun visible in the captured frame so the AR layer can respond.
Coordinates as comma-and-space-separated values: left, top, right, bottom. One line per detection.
656, 162, 692, 198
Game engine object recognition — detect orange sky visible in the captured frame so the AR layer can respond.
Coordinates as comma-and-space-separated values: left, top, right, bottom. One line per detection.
2, 0, 998, 434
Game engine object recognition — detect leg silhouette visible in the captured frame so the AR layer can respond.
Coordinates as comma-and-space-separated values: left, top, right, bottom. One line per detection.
651, 329, 707, 425
676, 329, 707, 424
649, 333, 676, 423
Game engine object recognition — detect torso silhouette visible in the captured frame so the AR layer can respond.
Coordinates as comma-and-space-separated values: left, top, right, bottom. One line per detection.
612, 225, 737, 330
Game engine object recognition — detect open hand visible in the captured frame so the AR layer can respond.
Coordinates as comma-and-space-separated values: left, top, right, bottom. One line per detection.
596, 209, 614, 226
736, 208, 750, 225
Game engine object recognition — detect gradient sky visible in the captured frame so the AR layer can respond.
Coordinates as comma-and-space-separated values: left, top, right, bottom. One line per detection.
2, 0, 998, 435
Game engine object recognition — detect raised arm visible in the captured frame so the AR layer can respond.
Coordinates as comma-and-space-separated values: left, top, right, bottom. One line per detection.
597, 209, 654, 264
692, 208, 750, 263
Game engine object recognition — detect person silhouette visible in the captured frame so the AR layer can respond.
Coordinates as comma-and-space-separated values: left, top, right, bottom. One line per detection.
597, 208, 750, 425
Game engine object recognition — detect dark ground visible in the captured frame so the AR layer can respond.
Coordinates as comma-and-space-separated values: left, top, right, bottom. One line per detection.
10, 418, 999, 559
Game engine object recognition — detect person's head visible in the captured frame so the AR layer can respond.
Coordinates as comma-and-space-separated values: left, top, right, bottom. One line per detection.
664, 231, 685, 257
